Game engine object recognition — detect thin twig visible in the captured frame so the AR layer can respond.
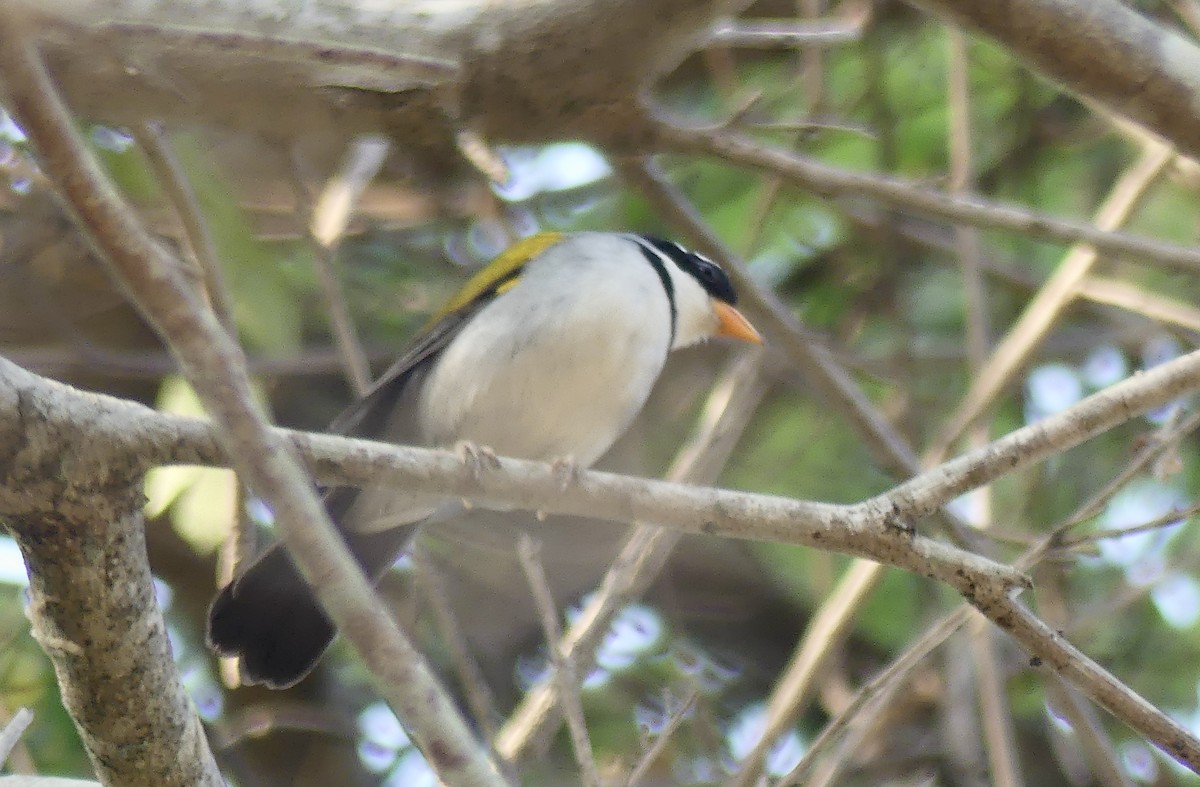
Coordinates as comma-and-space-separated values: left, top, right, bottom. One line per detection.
946, 27, 990, 396
291, 139, 383, 396
728, 559, 880, 786
131, 122, 237, 332
927, 139, 1176, 462
624, 690, 698, 786
1036, 572, 1135, 787
517, 536, 602, 787
1051, 409, 1200, 537
801, 0, 831, 102
309, 135, 392, 249
411, 545, 502, 744
841, 203, 1200, 334
0, 699, 34, 775
737, 0, 836, 253
1077, 275, 1200, 333
1044, 676, 1135, 787
217, 486, 257, 689
777, 607, 972, 786
496, 349, 768, 762
738, 118, 873, 137
0, 708, 33, 770
653, 123, 1200, 274
941, 630, 987, 784
970, 617, 1025, 787
454, 128, 511, 186
1058, 501, 1200, 550
708, 19, 863, 49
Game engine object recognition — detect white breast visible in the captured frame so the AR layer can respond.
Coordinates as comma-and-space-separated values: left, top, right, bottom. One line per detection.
417, 233, 673, 466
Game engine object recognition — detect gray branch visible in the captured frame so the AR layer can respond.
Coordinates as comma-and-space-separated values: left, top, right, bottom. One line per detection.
4, 339, 1200, 767
7, 0, 732, 159
0, 372, 221, 784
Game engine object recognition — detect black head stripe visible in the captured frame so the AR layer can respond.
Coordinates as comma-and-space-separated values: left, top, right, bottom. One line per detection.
632, 238, 678, 348
640, 236, 738, 305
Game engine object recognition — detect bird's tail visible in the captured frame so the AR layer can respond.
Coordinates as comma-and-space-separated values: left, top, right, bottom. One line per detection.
206, 522, 414, 689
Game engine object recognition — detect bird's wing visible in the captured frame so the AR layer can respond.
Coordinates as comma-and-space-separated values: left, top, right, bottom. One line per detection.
320, 299, 491, 531
321, 236, 565, 531
327, 306, 474, 438
326, 235, 567, 437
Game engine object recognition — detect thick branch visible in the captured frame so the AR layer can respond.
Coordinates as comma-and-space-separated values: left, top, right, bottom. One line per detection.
0, 355, 1024, 599
0, 21, 507, 787
0, 375, 220, 784
5, 336, 1200, 765
908, 0, 1200, 161
5, 0, 731, 167
6, 337, 1200, 764
5, 336, 1200, 609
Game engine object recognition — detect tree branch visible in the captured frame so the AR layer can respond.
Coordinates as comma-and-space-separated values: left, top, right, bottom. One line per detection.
7, 340, 1200, 616
652, 123, 1200, 274
927, 139, 1174, 461
0, 354, 1025, 596
0, 378, 221, 784
0, 329, 1193, 595
5, 338, 1200, 766
908, 0, 1200, 161
0, 18, 507, 787
5, 0, 734, 167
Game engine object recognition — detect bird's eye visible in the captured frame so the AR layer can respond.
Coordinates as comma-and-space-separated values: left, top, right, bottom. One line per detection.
686, 254, 737, 304
694, 259, 721, 283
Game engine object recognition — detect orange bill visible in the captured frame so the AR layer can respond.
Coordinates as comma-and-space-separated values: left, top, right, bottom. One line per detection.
713, 301, 763, 344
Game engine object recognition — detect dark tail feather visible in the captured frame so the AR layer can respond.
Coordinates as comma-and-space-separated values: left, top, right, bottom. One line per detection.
207, 522, 415, 689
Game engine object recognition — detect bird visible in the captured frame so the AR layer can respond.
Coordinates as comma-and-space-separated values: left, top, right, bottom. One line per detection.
207, 230, 762, 688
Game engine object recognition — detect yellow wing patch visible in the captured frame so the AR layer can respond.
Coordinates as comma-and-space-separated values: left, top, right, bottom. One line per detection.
495, 277, 521, 296
430, 232, 565, 323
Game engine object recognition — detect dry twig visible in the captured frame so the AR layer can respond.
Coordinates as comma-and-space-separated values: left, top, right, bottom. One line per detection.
496, 349, 767, 761
517, 536, 602, 787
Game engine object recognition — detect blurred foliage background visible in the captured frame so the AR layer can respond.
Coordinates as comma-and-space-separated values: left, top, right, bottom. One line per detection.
4, 0, 1200, 784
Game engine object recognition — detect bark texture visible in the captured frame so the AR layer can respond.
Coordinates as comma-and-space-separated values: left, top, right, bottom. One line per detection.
8, 0, 735, 174
0, 368, 221, 786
